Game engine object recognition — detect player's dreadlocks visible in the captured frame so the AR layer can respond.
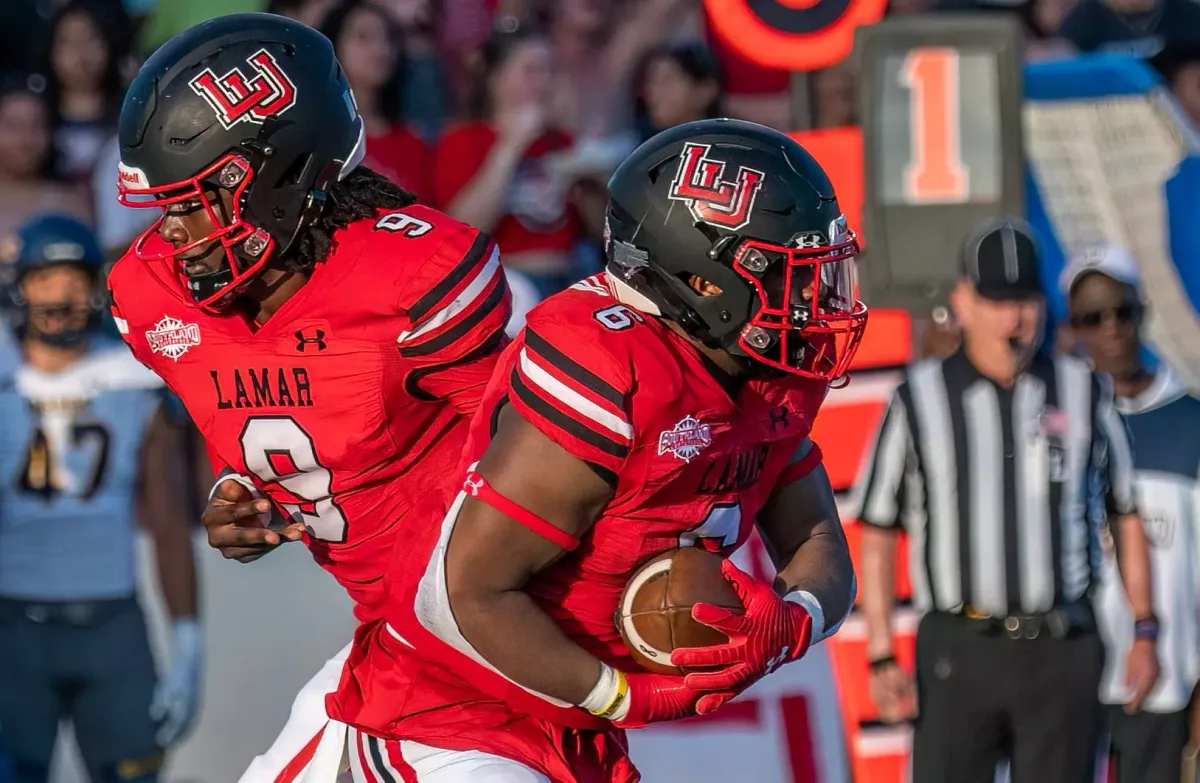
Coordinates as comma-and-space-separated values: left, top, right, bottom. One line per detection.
287, 165, 416, 273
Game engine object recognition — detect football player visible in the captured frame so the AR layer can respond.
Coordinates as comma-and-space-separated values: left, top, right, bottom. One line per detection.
324, 120, 864, 782
0, 214, 200, 783
105, 13, 509, 782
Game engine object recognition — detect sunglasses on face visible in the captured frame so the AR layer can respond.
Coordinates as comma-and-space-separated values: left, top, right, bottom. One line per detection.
1069, 303, 1141, 330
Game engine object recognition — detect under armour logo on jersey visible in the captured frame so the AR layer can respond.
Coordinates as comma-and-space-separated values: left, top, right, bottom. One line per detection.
188, 48, 298, 130
768, 406, 790, 433
667, 142, 765, 231
766, 647, 788, 673
294, 329, 326, 352
463, 474, 484, 496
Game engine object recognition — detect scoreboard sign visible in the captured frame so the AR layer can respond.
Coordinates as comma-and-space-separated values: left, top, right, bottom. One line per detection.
856, 15, 1025, 312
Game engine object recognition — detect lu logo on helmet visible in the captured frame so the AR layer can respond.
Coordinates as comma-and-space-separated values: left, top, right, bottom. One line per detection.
668, 142, 766, 232
188, 48, 298, 130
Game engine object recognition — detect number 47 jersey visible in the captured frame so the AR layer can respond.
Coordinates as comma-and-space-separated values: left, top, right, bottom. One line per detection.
107, 207, 510, 618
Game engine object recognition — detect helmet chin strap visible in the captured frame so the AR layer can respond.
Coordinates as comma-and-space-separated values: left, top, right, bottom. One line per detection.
185, 262, 235, 303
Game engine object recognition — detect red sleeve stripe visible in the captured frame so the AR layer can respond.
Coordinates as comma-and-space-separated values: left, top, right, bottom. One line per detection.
407, 231, 493, 323
510, 368, 630, 459
464, 471, 580, 551
523, 329, 626, 410
397, 271, 509, 359
517, 347, 632, 440
398, 243, 501, 344
777, 440, 824, 487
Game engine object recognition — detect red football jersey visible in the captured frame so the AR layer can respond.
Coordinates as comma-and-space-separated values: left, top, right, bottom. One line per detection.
107, 205, 510, 618
329, 274, 829, 781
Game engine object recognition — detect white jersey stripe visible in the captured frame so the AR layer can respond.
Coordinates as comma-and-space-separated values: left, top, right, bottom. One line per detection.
412, 485, 578, 710
518, 348, 633, 440
396, 245, 500, 343
348, 728, 371, 783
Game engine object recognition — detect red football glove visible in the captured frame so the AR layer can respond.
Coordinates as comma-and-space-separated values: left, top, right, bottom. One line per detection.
614, 671, 703, 728
670, 559, 814, 714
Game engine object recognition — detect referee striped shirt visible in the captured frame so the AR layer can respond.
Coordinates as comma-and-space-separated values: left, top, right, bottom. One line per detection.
857, 350, 1138, 617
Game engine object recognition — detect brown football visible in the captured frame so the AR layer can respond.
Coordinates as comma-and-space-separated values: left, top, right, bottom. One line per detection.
616, 547, 742, 676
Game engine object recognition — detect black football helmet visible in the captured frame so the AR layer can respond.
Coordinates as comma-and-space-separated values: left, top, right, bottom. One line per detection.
605, 119, 867, 381
8, 214, 106, 348
116, 12, 365, 310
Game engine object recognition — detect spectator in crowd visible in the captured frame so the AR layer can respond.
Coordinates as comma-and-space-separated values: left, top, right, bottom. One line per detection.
1058, 0, 1200, 58
34, 0, 128, 184
1060, 245, 1200, 783
543, 0, 697, 144
633, 40, 723, 143
433, 26, 584, 297
0, 79, 90, 241
374, 0, 446, 140
267, 0, 337, 26
440, 0, 508, 115
320, 0, 430, 200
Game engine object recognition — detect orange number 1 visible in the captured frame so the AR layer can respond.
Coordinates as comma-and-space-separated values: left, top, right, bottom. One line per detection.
901, 48, 969, 204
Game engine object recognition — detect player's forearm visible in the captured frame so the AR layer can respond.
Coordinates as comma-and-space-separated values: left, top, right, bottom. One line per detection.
1115, 512, 1154, 618
861, 526, 898, 659
774, 530, 855, 641
450, 586, 604, 706
141, 410, 199, 618
760, 464, 855, 639
153, 530, 199, 619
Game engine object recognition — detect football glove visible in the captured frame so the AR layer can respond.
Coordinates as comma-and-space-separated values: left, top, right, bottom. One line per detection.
671, 559, 813, 714
150, 617, 204, 747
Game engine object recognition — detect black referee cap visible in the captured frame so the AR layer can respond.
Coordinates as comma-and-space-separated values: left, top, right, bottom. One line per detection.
961, 219, 1044, 300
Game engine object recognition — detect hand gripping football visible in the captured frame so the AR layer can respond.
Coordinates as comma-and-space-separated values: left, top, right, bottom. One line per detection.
616, 547, 742, 676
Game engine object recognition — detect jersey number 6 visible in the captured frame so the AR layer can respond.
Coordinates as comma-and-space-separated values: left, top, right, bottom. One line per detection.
238, 416, 349, 543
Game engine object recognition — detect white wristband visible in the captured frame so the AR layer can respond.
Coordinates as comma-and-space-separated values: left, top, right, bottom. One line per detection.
208, 473, 261, 502
579, 664, 619, 713
786, 572, 857, 644
578, 663, 630, 722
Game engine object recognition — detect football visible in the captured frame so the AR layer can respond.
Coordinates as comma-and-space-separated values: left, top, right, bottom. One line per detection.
617, 547, 743, 676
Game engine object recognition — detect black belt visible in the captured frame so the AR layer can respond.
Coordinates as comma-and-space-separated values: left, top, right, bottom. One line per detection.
0, 594, 137, 626
954, 600, 1095, 640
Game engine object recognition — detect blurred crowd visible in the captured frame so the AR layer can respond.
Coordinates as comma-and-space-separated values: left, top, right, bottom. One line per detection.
0, 0, 1194, 330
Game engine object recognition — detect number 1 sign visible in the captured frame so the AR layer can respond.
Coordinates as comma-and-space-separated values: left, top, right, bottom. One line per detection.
855, 15, 1026, 314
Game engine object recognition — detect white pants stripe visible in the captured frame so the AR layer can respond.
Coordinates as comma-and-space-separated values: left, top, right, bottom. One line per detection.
239, 642, 550, 782
237, 642, 353, 783
339, 730, 550, 783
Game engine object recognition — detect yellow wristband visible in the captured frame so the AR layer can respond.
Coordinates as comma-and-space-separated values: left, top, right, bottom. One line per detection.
592, 670, 629, 719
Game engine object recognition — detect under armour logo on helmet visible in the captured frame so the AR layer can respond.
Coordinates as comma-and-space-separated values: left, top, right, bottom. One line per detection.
188, 48, 298, 130
667, 142, 765, 232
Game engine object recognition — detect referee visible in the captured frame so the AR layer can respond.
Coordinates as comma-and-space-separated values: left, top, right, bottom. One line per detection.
856, 220, 1159, 782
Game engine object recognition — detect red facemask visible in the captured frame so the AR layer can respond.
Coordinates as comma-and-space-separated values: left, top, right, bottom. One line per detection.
117, 153, 276, 311
731, 231, 868, 382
